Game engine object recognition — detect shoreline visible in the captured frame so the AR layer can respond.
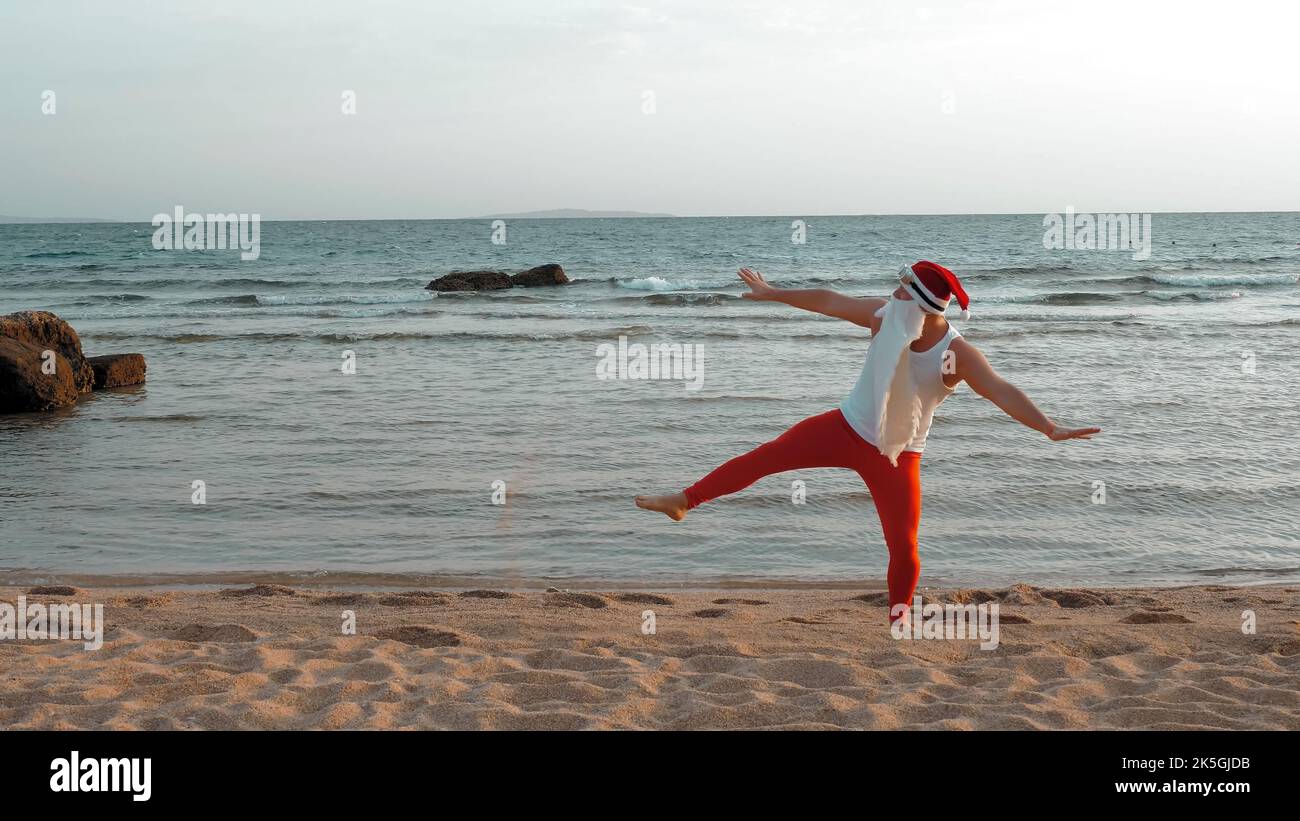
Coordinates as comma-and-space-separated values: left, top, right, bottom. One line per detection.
4, 568, 1299, 593
3, 581, 1298, 730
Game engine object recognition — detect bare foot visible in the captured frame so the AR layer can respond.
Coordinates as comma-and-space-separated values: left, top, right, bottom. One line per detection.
635, 492, 689, 522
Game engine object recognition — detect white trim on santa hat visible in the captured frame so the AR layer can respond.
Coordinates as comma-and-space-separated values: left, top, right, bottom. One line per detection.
898, 266, 950, 315
898, 265, 971, 320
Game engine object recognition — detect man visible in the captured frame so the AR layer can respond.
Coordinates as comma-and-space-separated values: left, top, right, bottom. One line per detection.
635, 261, 1101, 623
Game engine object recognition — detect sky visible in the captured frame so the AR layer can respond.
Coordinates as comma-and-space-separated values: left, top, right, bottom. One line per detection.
1, 0, 1297, 220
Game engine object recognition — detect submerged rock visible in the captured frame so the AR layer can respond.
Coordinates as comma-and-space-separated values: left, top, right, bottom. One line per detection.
511, 263, 569, 287
425, 270, 513, 292
425, 263, 568, 292
88, 353, 147, 388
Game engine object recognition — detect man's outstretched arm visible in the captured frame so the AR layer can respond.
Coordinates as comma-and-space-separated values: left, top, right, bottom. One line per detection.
951, 338, 1101, 441
738, 267, 885, 329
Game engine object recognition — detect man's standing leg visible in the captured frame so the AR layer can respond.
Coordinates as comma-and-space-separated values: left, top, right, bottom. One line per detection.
858, 449, 923, 622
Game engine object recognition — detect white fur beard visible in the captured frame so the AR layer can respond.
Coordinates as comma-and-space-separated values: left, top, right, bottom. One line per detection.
869, 297, 926, 466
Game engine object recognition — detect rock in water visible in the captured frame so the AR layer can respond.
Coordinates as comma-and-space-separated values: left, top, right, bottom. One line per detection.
0, 310, 95, 394
0, 336, 79, 412
87, 353, 147, 388
425, 264, 570, 291
424, 271, 513, 292
511, 263, 569, 287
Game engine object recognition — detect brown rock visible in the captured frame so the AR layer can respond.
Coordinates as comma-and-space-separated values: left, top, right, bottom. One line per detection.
0, 310, 94, 394
0, 337, 79, 412
87, 353, 147, 388
511, 263, 569, 287
425, 264, 570, 291
424, 271, 513, 292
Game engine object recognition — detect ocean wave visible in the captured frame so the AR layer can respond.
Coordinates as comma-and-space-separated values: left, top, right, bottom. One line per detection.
963, 326, 1114, 340
185, 294, 261, 306
112, 414, 206, 423
64, 293, 153, 304
5, 277, 177, 289
1226, 317, 1300, 328
258, 293, 432, 306
1113, 272, 1298, 287
638, 292, 738, 307
180, 293, 434, 307
6, 275, 431, 291
987, 289, 1245, 306
614, 276, 696, 291
1143, 290, 1242, 302
961, 265, 1079, 280
80, 326, 664, 344
1034, 292, 1124, 306
22, 250, 92, 258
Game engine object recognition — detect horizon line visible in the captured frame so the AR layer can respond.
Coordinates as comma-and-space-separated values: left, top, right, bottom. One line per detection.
3, 207, 1299, 225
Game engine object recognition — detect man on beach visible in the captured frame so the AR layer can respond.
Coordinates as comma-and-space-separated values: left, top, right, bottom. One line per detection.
636, 261, 1101, 623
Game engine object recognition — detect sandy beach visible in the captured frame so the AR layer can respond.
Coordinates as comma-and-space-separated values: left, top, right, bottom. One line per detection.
3, 582, 1298, 730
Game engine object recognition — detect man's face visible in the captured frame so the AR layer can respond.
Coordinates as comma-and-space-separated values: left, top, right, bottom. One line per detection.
892, 284, 911, 300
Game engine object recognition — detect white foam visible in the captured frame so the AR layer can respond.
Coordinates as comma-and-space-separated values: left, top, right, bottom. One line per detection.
1150, 272, 1298, 287
620, 276, 687, 291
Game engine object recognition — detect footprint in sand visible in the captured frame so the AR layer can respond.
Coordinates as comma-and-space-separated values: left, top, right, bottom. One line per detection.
612, 593, 674, 606
219, 584, 297, 598
692, 608, 728, 618
712, 598, 769, 606
547, 592, 609, 609
998, 584, 1048, 605
171, 624, 259, 643
27, 585, 82, 596
850, 592, 891, 605
459, 589, 520, 599
783, 615, 835, 625
313, 593, 371, 606
1042, 589, 1114, 608
943, 589, 1000, 605
374, 626, 463, 648
1268, 638, 1300, 656
376, 592, 449, 606
123, 593, 175, 608
1120, 611, 1193, 624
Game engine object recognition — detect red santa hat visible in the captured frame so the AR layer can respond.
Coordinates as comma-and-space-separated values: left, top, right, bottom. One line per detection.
899, 260, 971, 320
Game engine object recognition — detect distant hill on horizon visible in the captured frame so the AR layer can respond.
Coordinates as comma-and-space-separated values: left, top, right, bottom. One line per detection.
0, 215, 118, 224
477, 208, 675, 219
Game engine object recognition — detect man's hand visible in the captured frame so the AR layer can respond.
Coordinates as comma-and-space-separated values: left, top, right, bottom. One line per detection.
737, 267, 884, 328
1046, 424, 1102, 441
952, 338, 1102, 442
738, 267, 778, 300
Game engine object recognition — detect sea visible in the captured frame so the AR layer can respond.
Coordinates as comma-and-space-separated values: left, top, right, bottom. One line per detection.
2, 212, 1298, 589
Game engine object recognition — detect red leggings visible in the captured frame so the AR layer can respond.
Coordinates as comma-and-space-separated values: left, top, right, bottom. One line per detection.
684, 409, 922, 621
